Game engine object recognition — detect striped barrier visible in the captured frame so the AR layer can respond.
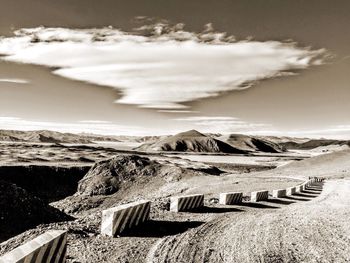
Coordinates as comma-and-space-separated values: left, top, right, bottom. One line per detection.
272, 189, 287, 198
302, 182, 309, 190
306, 180, 312, 187
286, 186, 296, 195
309, 177, 324, 182
219, 192, 243, 205
295, 185, 302, 192
170, 194, 204, 212
250, 190, 269, 202
0, 230, 67, 263
101, 200, 151, 237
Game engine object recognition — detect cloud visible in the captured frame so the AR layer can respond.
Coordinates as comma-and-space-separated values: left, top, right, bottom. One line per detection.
232, 125, 350, 139
0, 117, 151, 136
0, 25, 327, 109
79, 120, 112, 124
157, 110, 198, 113
174, 116, 269, 133
0, 78, 29, 84
174, 117, 350, 139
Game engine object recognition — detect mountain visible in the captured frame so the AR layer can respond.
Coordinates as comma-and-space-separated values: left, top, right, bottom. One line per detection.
136, 130, 247, 154
278, 139, 350, 150
218, 134, 285, 153
0, 130, 122, 144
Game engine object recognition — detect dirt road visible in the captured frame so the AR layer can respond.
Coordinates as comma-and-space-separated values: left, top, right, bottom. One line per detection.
151, 180, 350, 263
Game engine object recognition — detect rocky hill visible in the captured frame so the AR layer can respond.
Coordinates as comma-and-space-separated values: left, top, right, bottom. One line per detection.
77, 154, 208, 196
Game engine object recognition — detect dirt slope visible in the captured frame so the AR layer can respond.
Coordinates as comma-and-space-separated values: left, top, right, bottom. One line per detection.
257, 149, 350, 180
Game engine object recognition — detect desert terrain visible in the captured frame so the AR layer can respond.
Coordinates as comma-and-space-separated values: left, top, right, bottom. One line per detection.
0, 129, 349, 262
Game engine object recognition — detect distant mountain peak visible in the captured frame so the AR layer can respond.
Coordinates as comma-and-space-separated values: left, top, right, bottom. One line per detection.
173, 129, 206, 138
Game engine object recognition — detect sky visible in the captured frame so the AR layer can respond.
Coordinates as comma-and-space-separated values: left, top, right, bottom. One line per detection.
0, 0, 349, 138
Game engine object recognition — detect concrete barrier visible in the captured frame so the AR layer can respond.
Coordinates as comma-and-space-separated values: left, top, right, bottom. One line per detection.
0, 230, 67, 263
250, 190, 269, 202
272, 189, 287, 198
301, 182, 309, 191
306, 180, 313, 187
101, 200, 151, 237
286, 186, 296, 195
309, 177, 324, 183
170, 194, 204, 212
219, 192, 243, 205
295, 185, 302, 192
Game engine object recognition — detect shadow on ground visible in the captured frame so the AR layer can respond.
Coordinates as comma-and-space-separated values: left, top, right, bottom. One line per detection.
304, 188, 322, 193
189, 206, 244, 214
265, 199, 295, 205
293, 191, 319, 197
237, 202, 278, 209
284, 196, 311, 202
121, 220, 204, 238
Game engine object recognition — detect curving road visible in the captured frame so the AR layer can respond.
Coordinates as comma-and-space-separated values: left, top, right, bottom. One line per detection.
150, 180, 350, 263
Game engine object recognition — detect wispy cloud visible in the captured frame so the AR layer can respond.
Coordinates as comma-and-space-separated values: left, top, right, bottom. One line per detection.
236, 125, 350, 139
174, 116, 270, 133
78, 120, 113, 124
1, 116, 350, 138
0, 117, 152, 136
157, 110, 198, 113
0, 25, 327, 109
0, 78, 29, 84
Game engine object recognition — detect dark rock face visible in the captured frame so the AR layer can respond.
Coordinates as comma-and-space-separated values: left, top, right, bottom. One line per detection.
0, 180, 72, 241
0, 165, 90, 202
77, 155, 164, 196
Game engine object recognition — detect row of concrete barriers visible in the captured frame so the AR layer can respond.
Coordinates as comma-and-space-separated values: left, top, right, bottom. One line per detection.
101, 177, 324, 237
272, 177, 324, 199
0, 177, 324, 262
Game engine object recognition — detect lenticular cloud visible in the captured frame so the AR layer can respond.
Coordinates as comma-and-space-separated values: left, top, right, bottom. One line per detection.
0, 25, 326, 109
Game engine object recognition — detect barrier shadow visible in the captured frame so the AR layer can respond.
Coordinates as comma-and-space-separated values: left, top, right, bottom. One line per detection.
237, 202, 278, 209
190, 206, 244, 214
121, 220, 204, 238
265, 199, 295, 205
293, 193, 318, 198
307, 184, 324, 189
301, 190, 321, 195
284, 196, 311, 202
305, 187, 322, 192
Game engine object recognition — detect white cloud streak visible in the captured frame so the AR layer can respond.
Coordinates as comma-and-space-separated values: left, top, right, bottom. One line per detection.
0, 26, 327, 109
174, 116, 270, 133
0, 78, 29, 84
0, 117, 151, 136
1, 116, 350, 139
